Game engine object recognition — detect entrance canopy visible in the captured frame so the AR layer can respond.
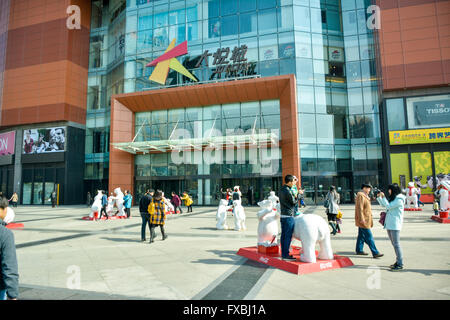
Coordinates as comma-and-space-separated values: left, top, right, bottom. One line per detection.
112, 131, 279, 154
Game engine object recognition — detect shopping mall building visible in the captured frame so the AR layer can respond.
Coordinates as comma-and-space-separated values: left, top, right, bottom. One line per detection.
0, 0, 448, 205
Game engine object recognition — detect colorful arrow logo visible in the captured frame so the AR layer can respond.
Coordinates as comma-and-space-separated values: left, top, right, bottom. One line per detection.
146, 39, 197, 85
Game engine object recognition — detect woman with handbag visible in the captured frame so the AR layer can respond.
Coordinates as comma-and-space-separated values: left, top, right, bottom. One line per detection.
148, 190, 168, 243
376, 184, 405, 271
326, 186, 340, 235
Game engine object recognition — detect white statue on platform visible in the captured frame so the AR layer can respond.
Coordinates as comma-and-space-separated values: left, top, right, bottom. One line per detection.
0, 207, 15, 224
256, 199, 280, 247
106, 194, 115, 216
267, 191, 279, 208
90, 190, 103, 218
438, 181, 450, 211
216, 199, 230, 230
405, 182, 419, 208
232, 199, 246, 231
292, 214, 334, 263
113, 187, 126, 216
163, 194, 175, 213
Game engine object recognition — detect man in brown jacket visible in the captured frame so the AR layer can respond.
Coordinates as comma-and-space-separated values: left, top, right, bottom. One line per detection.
355, 184, 383, 258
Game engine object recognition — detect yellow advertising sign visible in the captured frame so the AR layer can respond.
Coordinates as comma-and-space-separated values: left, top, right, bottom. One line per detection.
389, 128, 450, 145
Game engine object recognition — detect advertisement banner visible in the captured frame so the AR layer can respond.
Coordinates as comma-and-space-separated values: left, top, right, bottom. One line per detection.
407, 95, 450, 129
389, 127, 450, 145
0, 131, 15, 156
23, 127, 66, 154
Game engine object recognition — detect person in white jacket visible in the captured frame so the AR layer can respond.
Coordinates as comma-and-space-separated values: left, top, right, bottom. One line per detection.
377, 183, 405, 271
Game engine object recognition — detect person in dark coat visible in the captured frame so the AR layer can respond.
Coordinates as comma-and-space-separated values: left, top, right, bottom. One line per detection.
139, 190, 152, 241
0, 197, 19, 300
278, 175, 298, 261
171, 192, 182, 214
247, 186, 253, 206
51, 191, 57, 208
86, 192, 92, 207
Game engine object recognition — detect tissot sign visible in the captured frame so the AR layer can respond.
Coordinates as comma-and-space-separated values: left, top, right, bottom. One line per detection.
412, 98, 450, 127
147, 39, 256, 85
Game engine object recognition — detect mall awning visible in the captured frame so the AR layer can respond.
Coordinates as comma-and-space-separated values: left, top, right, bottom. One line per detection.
111, 132, 279, 154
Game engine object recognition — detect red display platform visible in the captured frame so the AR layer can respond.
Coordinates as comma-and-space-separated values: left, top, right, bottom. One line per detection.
431, 215, 450, 224
5, 223, 24, 229
405, 208, 423, 211
237, 245, 354, 275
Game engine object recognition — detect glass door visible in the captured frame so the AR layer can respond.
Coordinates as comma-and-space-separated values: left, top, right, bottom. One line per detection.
44, 182, 55, 205
33, 182, 43, 205
22, 183, 32, 204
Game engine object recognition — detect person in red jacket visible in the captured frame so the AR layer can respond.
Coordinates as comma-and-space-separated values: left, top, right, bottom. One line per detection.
171, 192, 182, 214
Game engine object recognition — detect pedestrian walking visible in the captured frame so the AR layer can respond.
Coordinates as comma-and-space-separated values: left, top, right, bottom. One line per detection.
416, 184, 425, 207
171, 192, 182, 214
433, 198, 440, 215
86, 192, 92, 207
0, 197, 19, 300
226, 188, 233, 206
278, 175, 298, 261
377, 184, 405, 271
326, 186, 340, 235
139, 190, 153, 242
148, 190, 167, 243
181, 191, 193, 213
299, 188, 306, 208
9, 193, 18, 208
354, 183, 384, 258
124, 190, 133, 218
99, 190, 108, 220
50, 191, 57, 208
247, 186, 253, 206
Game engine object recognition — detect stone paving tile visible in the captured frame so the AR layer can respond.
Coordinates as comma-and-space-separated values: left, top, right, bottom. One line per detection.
7, 204, 450, 300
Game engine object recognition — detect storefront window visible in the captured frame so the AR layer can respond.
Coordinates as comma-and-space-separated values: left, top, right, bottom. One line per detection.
406, 94, 450, 129
386, 98, 406, 131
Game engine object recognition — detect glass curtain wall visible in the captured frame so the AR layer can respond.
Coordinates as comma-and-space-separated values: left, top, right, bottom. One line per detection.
296, 0, 382, 203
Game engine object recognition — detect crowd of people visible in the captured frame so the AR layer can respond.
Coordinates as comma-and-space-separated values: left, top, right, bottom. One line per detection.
278, 175, 406, 271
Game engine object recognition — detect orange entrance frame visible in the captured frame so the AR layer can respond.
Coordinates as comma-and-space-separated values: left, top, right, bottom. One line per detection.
109, 74, 301, 196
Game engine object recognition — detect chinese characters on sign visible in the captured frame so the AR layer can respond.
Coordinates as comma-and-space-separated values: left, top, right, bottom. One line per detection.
389, 128, 450, 145
195, 45, 257, 80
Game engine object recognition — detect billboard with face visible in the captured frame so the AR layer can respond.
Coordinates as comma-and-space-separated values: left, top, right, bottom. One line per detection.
23, 127, 66, 154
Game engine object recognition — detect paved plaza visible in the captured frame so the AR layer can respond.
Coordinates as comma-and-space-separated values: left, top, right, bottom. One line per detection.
8, 203, 450, 300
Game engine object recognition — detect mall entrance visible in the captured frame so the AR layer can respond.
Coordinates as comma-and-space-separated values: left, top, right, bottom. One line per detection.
300, 174, 353, 205
135, 176, 282, 206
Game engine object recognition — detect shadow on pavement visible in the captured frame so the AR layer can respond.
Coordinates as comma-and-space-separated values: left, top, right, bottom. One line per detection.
101, 237, 143, 243
191, 249, 242, 265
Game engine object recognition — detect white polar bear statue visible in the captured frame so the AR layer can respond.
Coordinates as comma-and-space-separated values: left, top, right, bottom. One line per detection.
216, 199, 230, 230
257, 199, 280, 246
164, 197, 175, 213
405, 182, 419, 208
292, 214, 334, 263
106, 195, 115, 216
439, 181, 450, 211
268, 191, 279, 207
113, 187, 126, 216
232, 199, 246, 231
90, 191, 103, 218
1, 207, 15, 224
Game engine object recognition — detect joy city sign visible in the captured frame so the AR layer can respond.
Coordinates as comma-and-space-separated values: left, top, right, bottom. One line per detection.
147, 39, 256, 85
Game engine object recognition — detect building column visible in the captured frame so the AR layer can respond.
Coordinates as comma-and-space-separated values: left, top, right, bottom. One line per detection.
13, 129, 22, 198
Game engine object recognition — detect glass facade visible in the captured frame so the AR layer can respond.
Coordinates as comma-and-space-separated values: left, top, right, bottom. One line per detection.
86, 0, 383, 204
